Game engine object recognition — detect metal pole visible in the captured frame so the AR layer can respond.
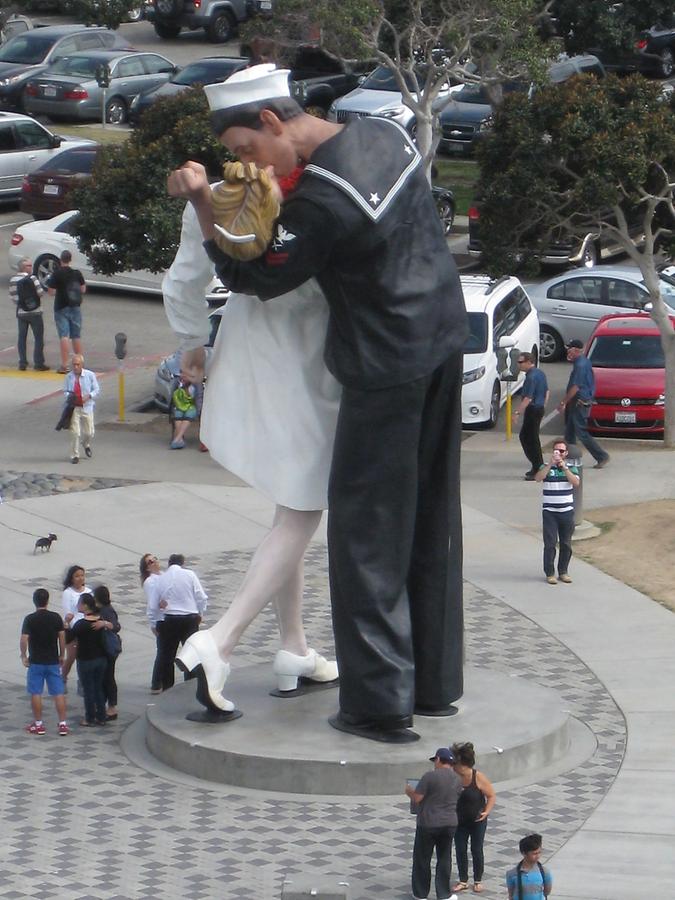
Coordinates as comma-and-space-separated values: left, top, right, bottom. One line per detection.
118, 361, 125, 422
505, 382, 512, 440
101, 86, 107, 128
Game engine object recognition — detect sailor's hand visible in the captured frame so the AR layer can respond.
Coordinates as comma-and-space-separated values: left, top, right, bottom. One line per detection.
167, 161, 210, 201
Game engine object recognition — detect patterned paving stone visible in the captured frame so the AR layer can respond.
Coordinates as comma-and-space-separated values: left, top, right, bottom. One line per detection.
8, 547, 625, 900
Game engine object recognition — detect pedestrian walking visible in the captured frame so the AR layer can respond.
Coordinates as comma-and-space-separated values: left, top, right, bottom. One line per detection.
450, 741, 496, 895
11, 257, 49, 372
535, 439, 580, 584
506, 833, 552, 900
156, 554, 207, 691
405, 747, 463, 900
513, 352, 548, 480
20, 588, 69, 736
140, 553, 164, 694
46, 249, 86, 373
558, 339, 609, 468
63, 354, 99, 464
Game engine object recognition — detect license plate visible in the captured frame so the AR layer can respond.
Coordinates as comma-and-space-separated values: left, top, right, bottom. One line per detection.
614, 412, 636, 423
43, 184, 60, 195
43, 86, 56, 97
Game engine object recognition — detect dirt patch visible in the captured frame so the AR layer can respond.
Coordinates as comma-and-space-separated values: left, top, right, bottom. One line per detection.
578, 500, 675, 612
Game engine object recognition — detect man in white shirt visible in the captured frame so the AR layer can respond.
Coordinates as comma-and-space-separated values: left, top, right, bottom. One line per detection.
156, 554, 208, 690
63, 354, 99, 464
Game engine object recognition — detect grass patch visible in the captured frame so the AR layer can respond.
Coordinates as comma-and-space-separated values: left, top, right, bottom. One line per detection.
433, 157, 479, 216
52, 124, 130, 145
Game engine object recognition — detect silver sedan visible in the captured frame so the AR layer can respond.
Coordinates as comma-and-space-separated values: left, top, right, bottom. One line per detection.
23, 49, 177, 124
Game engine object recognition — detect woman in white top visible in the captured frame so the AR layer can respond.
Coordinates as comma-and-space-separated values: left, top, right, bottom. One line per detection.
140, 553, 164, 694
164, 169, 340, 714
61, 564, 91, 681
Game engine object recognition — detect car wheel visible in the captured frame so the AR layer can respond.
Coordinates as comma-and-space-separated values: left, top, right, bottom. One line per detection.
35, 254, 59, 290
658, 48, 674, 79
579, 241, 598, 268
539, 326, 563, 362
154, 21, 181, 38
206, 11, 235, 42
409, 121, 417, 142
155, 0, 181, 14
434, 195, 455, 236
487, 382, 501, 428
531, 345, 539, 366
106, 97, 128, 125
127, 5, 144, 21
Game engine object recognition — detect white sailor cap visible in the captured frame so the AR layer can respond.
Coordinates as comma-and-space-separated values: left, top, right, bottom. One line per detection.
204, 63, 291, 112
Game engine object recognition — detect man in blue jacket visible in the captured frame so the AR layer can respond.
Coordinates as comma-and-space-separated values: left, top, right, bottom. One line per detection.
558, 339, 609, 468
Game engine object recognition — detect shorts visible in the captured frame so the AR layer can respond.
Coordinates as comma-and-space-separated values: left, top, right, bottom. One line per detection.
27, 663, 64, 696
54, 306, 82, 340
173, 407, 198, 421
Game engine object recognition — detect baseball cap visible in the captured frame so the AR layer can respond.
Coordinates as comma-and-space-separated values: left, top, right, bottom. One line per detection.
429, 747, 455, 763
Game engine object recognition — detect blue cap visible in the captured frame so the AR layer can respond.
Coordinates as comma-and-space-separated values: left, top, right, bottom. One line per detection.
430, 747, 455, 763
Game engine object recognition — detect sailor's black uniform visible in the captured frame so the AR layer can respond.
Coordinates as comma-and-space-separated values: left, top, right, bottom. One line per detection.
205, 118, 468, 727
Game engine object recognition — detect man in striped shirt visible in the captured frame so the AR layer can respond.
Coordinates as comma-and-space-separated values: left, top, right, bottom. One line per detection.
534, 440, 580, 585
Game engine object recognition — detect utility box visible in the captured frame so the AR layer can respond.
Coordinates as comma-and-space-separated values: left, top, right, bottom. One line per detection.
281, 874, 351, 900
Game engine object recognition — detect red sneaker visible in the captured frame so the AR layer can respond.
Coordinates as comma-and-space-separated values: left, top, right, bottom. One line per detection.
26, 722, 46, 735
58, 723, 70, 736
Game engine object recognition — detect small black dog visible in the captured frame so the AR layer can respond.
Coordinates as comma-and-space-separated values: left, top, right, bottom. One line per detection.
34, 533, 57, 554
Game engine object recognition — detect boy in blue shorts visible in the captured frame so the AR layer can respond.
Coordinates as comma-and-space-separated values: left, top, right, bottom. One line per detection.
20, 588, 69, 736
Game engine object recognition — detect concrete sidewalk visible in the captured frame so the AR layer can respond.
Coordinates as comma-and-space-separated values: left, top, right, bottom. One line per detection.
0, 379, 673, 897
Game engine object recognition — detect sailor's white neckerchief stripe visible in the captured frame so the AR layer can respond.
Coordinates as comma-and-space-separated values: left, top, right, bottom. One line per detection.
305, 119, 422, 222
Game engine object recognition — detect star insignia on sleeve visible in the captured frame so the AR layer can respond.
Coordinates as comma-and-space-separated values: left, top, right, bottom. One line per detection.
403, 144, 413, 155
369, 192, 381, 206
272, 224, 297, 250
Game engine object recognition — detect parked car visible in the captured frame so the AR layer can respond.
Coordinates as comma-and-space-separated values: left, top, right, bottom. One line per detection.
0, 24, 132, 111
20, 144, 99, 218
0, 112, 95, 199
146, 0, 269, 43
461, 274, 540, 428
468, 204, 645, 271
327, 63, 462, 136
526, 266, 675, 362
0, 15, 33, 45
439, 55, 605, 156
589, 13, 675, 78
8, 209, 229, 302
585, 313, 672, 436
24, 49, 177, 124
130, 55, 248, 124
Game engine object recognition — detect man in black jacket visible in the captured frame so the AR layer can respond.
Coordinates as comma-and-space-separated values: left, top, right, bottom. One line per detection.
168, 64, 467, 743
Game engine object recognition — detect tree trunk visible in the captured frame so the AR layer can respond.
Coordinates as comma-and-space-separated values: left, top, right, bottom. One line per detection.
662, 331, 675, 449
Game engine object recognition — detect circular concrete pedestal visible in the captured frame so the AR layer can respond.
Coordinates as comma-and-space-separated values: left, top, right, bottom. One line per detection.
146, 665, 572, 795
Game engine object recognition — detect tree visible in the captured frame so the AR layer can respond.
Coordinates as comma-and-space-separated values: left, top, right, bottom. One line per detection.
72, 89, 231, 274
244, 0, 556, 175
475, 74, 675, 445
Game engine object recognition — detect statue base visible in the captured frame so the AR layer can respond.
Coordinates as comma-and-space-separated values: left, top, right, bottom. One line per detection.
145, 663, 579, 796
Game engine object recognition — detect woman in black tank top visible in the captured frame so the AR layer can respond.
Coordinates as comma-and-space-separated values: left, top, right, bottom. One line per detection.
451, 741, 496, 894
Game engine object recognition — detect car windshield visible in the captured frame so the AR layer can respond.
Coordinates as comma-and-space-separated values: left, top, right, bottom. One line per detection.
360, 65, 421, 92
48, 56, 104, 77
0, 33, 55, 64
36, 148, 97, 174
464, 312, 489, 353
173, 60, 243, 85
588, 335, 664, 368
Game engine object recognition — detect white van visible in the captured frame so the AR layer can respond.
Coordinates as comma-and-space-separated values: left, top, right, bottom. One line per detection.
461, 274, 540, 428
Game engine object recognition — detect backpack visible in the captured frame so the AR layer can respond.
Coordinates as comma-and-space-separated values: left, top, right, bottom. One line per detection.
16, 275, 40, 313
65, 272, 82, 307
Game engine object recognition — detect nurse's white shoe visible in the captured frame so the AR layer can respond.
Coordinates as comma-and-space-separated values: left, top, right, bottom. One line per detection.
176, 631, 234, 712
273, 648, 339, 692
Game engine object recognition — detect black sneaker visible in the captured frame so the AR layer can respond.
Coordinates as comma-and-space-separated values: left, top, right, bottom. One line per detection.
71, 457, 79, 464
18, 363, 27, 371
84, 446, 92, 458
35, 364, 50, 371
524, 471, 536, 481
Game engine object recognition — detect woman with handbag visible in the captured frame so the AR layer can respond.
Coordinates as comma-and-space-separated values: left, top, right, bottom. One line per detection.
451, 741, 496, 894
93, 585, 121, 720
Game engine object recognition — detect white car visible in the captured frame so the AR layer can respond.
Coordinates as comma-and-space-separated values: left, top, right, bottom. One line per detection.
8, 209, 229, 301
461, 274, 540, 428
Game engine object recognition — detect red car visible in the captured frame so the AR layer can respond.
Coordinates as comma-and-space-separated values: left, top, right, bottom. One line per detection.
20, 144, 99, 220
586, 313, 671, 436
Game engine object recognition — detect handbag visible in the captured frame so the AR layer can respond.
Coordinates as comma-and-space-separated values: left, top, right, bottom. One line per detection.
103, 629, 122, 659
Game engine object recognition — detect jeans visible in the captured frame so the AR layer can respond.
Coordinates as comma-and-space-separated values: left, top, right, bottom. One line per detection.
103, 656, 117, 708
542, 509, 575, 576
77, 656, 107, 723
454, 818, 488, 883
151, 630, 162, 691
564, 399, 608, 464
17, 313, 45, 367
156, 614, 201, 690
411, 824, 455, 899
519, 405, 544, 472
